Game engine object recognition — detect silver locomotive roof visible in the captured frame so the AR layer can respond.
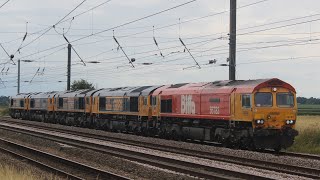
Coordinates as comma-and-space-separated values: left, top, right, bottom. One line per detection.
93, 85, 162, 97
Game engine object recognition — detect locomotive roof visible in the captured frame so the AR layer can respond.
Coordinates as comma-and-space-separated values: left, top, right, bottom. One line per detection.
93, 85, 162, 97
55, 89, 91, 98
11, 93, 31, 99
29, 91, 58, 98
153, 78, 296, 95
11, 78, 295, 98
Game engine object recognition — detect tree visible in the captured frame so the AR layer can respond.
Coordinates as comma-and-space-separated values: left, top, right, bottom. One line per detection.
71, 79, 95, 91
0, 96, 9, 106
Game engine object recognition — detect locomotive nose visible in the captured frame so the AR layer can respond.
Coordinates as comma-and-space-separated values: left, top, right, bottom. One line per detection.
254, 110, 296, 129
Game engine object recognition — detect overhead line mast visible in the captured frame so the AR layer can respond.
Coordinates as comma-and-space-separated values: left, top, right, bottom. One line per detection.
229, 0, 236, 81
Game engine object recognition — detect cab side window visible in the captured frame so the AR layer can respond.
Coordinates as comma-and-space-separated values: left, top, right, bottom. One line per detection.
30, 99, 35, 108
20, 100, 24, 107
242, 94, 251, 108
151, 96, 157, 106
143, 97, 148, 106
86, 97, 90, 105
58, 98, 63, 109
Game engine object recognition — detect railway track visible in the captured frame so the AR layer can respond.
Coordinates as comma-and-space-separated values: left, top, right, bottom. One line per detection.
0, 118, 272, 180
3, 116, 319, 161
0, 137, 130, 180
0, 117, 319, 179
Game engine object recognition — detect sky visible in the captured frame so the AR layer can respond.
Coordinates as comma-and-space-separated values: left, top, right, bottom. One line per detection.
0, 0, 320, 98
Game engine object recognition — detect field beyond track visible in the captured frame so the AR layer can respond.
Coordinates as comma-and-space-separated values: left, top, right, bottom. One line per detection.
288, 116, 320, 154
298, 104, 320, 115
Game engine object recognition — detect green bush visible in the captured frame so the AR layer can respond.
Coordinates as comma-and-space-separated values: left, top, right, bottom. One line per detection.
0, 107, 9, 116
288, 128, 320, 154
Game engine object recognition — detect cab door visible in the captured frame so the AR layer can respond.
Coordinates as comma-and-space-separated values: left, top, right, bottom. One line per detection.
240, 94, 253, 121
151, 96, 159, 117
234, 94, 253, 121
139, 96, 149, 117
85, 96, 91, 113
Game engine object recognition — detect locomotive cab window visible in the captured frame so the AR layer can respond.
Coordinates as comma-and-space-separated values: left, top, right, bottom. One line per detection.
30, 99, 35, 108
143, 97, 148, 106
130, 97, 139, 112
99, 97, 106, 111
79, 97, 85, 109
86, 97, 90, 105
20, 100, 24, 107
151, 96, 157, 106
161, 99, 172, 113
255, 93, 272, 107
58, 98, 63, 108
277, 93, 294, 107
242, 94, 251, 108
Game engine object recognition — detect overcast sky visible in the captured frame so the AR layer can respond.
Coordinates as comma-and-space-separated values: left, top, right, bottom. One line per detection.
0, 0, 320, 97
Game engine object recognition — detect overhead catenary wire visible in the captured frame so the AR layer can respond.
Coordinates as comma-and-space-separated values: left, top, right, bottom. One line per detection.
111, 0, 271, 40
11, 32, 319, 80
57, 0, 198, 44
21, 37, 320, 82
153, 26, 164, 58
57, 0, 113, 26
3, 52, 320, 90
0, 0, 10, 9
18, 0, 88, 51
63, 34, 86, 66
15, 22, 29, 55
113, 31, 135, 68
53, 18, 75, 36
0, 43, 15, 65
179, 37, 201, 69
0, 78, 6, 87
14, 0, 271, 61
2, 0, 320, 91
15, 0, 197, 61
13, 32, 320, 71
238, 17, 320, 36
29, 67, 40, 83
0, 0, 114, 46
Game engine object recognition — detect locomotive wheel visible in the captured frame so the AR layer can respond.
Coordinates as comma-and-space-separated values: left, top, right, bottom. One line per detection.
42, 114, 46, 122
274, 146, 281, 153
222, 138, 231, 148
171, 130, 179, 141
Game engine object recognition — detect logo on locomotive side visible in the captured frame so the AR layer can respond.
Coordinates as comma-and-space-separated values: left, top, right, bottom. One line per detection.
181, 95, 195, 114
210, 106, 220, 115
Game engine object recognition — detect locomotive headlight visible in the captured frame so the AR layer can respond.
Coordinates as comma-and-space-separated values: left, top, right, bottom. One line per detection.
255, 119, 264, 125
286, 120, 295, 125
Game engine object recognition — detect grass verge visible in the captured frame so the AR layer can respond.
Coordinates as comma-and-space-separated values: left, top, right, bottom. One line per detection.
287, 116, 320, 154
0, 106, 8, 117
0, 164, 37, 180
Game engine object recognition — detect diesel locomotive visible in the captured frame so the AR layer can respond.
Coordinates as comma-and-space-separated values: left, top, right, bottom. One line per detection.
9, 78, 298, 151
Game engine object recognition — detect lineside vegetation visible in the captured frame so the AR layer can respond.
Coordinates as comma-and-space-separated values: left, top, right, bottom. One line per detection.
0, 165, 37, 180
0, 106, 9, 116
298, 104, 320, 116
288, 116, 320, 154
0, 162, 61, 180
